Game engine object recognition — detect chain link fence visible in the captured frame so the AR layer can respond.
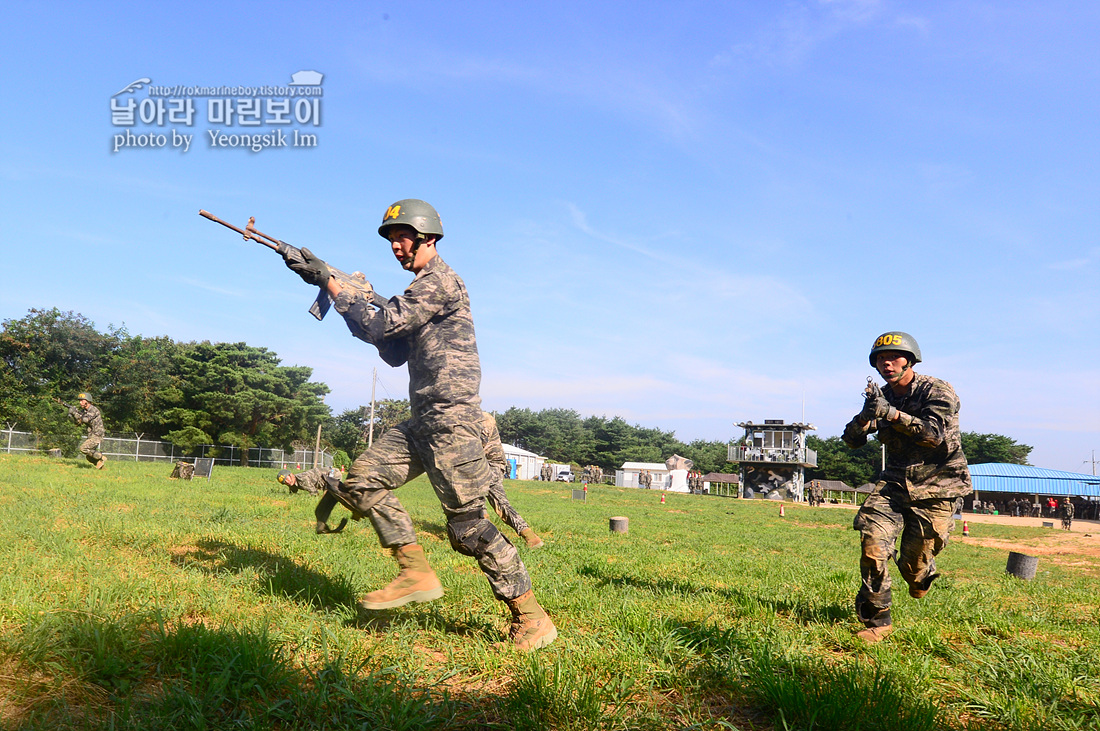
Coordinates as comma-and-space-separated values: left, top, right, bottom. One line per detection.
1, 426, 333, 469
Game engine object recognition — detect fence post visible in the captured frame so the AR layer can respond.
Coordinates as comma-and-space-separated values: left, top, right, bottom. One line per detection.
5, 423, 14, 455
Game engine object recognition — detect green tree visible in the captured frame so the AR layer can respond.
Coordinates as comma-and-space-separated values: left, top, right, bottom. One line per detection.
806, 435, 881, 487
680, 438, 738, 475
325, 408, 367, 458
101, 329, 181, 435
0, 308, 119, 436
368, 399, 411, 439
960, 432, 1032, 465
160, 342, 329, 464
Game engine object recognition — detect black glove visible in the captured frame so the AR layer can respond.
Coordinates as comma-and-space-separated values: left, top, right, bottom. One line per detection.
285, 247, 332, 287
859, 382, 891, 422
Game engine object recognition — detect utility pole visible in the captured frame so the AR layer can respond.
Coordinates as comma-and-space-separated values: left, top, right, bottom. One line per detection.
1086, 450, 1097, 476
368, 367, 377, 448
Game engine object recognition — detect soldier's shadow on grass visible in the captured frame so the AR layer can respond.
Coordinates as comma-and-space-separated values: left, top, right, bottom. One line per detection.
173, 539, 496, 640
577, 564, 850, 625
174, 539, 358, 610
350, 602, 500, 641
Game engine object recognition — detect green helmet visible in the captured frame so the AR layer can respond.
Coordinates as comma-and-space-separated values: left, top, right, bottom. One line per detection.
76, 392, 93, 403
869, 332, 922, 368
277, 469, 292, 485
378, 199, 444, 241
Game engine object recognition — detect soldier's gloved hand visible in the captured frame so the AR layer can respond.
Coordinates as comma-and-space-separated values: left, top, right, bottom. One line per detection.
285, 247, 332, 287
859, 383, 890, 422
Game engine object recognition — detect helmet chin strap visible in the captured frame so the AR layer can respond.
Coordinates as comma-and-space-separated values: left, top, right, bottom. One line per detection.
401, 234, 427, 269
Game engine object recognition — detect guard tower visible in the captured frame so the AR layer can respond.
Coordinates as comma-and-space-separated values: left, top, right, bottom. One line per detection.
728, 420, 817, 500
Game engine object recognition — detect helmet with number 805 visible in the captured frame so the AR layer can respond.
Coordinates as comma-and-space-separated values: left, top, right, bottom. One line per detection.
868, 332, 921, 368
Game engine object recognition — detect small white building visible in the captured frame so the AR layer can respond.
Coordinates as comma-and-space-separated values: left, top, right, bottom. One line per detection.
616, 461, 670, 489
502, 444, 543, 481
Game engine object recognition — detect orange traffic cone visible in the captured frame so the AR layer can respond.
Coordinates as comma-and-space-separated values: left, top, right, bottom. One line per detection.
962, 520, 969, 537
660, 493, 665, 504
779, 505, 786, 517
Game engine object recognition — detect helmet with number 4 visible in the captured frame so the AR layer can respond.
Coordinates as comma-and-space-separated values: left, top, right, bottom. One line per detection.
378, 199, 444, 241
868, 332, 921, 368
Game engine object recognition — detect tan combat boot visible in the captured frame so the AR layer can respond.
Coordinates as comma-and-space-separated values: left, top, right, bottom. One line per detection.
855, 625, 894, 645
95, 457, 107, 470
500, 590, 557, 650
520, 528, 544, 549
358, 544, 444, 610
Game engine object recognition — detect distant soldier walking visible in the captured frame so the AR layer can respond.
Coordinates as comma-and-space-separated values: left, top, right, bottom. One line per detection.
1061, 500, 1074, 531
843, 332, 972, 644
540, 461, 553, 482
67, 393, 106, 469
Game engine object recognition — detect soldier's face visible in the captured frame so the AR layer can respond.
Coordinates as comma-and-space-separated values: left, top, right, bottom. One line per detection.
875, 351, 910, 384
79, 399, 89, 408
387, 226, 416, 266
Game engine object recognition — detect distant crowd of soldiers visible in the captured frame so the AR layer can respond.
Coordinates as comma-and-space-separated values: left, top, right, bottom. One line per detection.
970, 496, 1087, 520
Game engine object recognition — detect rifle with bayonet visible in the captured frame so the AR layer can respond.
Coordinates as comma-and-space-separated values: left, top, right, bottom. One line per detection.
199, 210, 388, 320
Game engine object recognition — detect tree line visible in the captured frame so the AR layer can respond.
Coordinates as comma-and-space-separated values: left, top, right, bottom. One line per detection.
1, 308, 1033, 477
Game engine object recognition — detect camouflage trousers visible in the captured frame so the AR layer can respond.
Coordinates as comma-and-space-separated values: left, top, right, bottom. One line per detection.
345, 419, 532, 601
486, 480, 530, 536
79, 436, 103, 465
852, 483, 958, 628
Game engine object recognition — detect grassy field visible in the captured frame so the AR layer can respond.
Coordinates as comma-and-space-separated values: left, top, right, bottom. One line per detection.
0, 454, 1097, 730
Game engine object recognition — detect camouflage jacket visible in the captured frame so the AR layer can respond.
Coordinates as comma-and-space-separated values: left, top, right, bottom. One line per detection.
335, 256, 481, 428
290, 466, 330, 495
842, 373, 972, 500
478, 411, 507, 486
71, 404, 105, 437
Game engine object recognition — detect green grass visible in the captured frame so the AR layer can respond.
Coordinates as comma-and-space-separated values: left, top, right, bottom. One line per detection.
1, 453, 1098, 730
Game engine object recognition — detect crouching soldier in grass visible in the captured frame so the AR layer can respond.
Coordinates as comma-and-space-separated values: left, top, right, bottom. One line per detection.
479, 411, 545, 549
69, 393, 106, 469
276, 467, 326, 495
282, 199, 556, 651
842, 332, 971, 645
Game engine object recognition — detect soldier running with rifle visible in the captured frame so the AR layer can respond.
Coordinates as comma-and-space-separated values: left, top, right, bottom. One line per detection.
217, 200, 556, 650
842, 332, 971, 644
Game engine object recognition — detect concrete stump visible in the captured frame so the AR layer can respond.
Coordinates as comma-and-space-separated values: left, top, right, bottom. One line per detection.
609, 516, 629, 534
1006, 551, 1038, 580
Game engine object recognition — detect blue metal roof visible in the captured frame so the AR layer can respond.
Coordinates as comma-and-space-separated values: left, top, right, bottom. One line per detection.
969, 463, 1100, 497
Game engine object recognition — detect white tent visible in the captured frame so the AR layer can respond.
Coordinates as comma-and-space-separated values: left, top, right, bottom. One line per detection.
502, 443, 542, 481
617, 461, 669, 488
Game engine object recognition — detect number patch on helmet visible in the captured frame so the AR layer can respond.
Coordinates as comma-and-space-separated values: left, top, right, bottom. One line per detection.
384, 204, 402, 221
874, 334, 903, 348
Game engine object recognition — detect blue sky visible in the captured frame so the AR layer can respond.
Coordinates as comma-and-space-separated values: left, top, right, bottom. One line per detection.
2, 1, 1097, 472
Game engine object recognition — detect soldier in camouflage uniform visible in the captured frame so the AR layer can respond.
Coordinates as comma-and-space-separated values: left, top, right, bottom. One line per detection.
842, 332, 971, 644
69, 393, 106, 469
1061, 500, 1074, 531
284, 199, 556, 651
540, 462, 553, 482
277, 466, 328, 495
479, 411, 544, 548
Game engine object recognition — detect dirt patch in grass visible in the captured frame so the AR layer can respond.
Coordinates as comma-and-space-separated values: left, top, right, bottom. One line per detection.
960, 530, 1100, 576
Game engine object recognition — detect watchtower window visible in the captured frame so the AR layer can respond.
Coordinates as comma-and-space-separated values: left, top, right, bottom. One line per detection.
763, 431, 792, 450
